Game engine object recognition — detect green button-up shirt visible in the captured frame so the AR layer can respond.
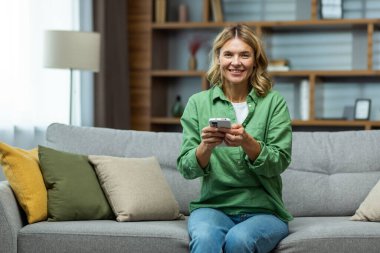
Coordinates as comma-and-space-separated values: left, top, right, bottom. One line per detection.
176, 85, 293, 222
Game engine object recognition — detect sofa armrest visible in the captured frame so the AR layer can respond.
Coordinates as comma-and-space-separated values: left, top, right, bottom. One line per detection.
0, 181, 27, 253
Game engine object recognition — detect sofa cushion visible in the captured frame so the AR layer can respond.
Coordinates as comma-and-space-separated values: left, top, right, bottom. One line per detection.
18, 219, 189, 253
275, 216, 380, 253
351, 179, 380, 221
38, 146, 114, 221
45, 123, 200, 215
0, 143, 47, 223
88, 155, 184, 221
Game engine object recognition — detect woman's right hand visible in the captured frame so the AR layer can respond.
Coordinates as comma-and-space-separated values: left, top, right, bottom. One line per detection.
195, 126, 225, 168
200, 126, 225, 151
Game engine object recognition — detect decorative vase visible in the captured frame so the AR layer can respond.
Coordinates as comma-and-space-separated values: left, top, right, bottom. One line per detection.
188, 55, 197, 70
171, 95, 184, 117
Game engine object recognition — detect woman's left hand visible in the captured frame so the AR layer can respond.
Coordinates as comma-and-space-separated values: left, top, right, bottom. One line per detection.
219, 123, 261, 161
218, 124, 248, 147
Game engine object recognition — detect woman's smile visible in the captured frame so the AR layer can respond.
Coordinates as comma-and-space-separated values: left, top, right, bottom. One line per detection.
228, 68, 245, 74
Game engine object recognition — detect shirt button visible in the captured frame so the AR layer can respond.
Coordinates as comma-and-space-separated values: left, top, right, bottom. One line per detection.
249, 104, 252, 107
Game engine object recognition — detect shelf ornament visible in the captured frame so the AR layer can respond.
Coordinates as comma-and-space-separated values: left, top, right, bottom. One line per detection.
188, 37, 202, 70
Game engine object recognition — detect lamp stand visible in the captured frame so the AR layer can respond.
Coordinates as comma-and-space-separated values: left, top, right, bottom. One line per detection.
69, 68, 73, 125
44, 30, 100, 126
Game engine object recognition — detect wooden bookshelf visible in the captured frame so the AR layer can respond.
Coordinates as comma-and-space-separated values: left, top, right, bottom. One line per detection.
128, 0, 380, 132
292, 120, 380, 130
151, 118, 380, 131
152, 19, 380, 30
151, 70, 206, 77
151, 117, 181, 125
151, 69, 380, 78
270, 70, 380, 77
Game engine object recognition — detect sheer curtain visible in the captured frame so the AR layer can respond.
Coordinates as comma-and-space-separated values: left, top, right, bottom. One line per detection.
0, 0, 78, 149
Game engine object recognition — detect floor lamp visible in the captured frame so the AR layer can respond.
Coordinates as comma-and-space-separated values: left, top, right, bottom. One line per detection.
44, 30, 100, 125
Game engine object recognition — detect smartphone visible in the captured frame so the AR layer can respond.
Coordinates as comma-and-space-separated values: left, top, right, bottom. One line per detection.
209, 118, 231, 129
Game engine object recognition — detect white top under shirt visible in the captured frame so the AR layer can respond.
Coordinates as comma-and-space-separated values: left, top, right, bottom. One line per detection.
232, 101, 248, 124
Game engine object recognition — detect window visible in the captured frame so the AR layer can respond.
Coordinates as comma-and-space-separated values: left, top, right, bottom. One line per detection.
0, 0, 78, 147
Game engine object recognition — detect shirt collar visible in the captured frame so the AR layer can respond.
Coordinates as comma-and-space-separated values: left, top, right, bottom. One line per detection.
211, 84, 259, 104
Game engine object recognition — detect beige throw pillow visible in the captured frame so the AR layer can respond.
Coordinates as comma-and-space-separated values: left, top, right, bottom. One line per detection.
351, 179, 380, 221
88, 155, 184, 221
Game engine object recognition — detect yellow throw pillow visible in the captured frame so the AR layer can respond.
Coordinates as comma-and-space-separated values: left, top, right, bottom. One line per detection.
0, 142, 47, 223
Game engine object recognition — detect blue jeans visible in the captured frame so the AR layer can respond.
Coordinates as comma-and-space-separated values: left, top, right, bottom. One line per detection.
188, 208, 288, 253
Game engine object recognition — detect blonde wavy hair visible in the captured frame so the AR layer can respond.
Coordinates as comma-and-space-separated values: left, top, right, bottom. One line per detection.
207, 24, 272, 97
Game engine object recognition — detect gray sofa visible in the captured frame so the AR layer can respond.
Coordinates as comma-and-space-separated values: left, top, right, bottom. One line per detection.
1, 123, 380, 253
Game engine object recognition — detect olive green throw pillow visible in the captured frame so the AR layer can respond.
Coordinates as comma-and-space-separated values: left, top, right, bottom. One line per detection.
38, 146, 114, 221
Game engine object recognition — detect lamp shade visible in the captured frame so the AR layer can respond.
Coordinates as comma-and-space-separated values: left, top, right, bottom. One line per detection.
44, 30, 100, 72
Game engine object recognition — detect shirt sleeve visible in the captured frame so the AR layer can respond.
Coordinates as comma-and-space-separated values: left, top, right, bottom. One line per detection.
176, 96, 210, 179
245, 95, 292, 178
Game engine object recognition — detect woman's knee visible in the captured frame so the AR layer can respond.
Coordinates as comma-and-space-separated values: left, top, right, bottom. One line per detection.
189, 222, 225, 253
190, 222, 216, 241
224, 223, 287, 253
224, 229, 253, 253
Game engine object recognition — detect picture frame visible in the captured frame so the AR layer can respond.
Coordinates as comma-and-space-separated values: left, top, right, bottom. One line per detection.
354, 99, 371, 120
320, 0, 343, 20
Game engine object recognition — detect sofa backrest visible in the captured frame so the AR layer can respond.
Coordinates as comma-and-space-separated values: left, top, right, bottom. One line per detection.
283, 130, 380, 217
45, 123, 199, 216
46, 123, 380, 217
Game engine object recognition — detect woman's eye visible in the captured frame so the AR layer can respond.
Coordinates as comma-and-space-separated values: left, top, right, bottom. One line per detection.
242, 54, 250, 58
224, 53, 232, 57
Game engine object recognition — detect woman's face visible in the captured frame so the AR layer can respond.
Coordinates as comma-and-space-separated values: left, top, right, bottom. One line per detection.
219, 37, 254, 87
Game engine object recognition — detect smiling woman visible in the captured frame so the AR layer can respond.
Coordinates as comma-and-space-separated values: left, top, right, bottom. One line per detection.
177, 24, 293, 253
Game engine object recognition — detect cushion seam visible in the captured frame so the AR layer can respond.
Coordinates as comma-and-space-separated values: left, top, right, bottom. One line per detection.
18, 231, 188, 241
284, 235, 380, 244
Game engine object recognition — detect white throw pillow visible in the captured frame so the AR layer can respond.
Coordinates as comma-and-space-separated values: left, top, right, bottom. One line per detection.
88, 155, 184, 221
350, 179, 380, 221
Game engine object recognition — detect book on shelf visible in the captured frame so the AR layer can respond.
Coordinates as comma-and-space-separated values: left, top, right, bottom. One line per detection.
267, 65, 290, 72
268, 59, 290, 72
202, 0, 210, 22
269, 59, 289, 66
300, 79, 310, 120
210, 0, 223, 22
155, 0, 166, 23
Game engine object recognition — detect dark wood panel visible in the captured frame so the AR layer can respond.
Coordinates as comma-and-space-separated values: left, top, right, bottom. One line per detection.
128, 0, 151, 130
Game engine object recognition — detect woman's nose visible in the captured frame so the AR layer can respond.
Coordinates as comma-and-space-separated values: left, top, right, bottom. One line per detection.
231, 56, 240, 65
